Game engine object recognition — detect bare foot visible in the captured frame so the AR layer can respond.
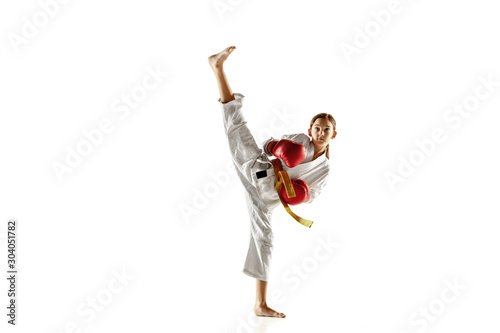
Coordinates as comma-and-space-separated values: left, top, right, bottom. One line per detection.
208, 46, 236, 71
254, 304, 286, 318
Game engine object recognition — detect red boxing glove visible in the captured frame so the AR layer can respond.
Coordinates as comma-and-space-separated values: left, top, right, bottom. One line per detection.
282, 179, 310, 205
267, 139, 306, 168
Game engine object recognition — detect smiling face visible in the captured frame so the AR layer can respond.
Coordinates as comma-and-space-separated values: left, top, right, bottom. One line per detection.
308, 117, 337, 148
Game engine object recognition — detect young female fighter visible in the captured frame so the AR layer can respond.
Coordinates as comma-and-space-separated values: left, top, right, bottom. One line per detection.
208, 46, 336, 318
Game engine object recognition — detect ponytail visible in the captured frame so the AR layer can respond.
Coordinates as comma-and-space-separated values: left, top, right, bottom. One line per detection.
325, 144, 330, 159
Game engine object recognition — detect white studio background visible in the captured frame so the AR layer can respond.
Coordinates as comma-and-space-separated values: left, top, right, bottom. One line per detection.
1, 0, 499, 332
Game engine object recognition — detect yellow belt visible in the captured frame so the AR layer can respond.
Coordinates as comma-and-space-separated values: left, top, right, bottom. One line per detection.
270, 158, 313, 228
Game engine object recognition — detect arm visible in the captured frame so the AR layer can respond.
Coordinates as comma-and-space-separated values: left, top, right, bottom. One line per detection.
266, 140, 305, 168
262, 137, 275, 156
262, 133, 309, 167
262, 133, 310, 155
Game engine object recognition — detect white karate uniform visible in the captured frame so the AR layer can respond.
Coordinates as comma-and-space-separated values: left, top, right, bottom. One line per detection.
219, 93, 330, 281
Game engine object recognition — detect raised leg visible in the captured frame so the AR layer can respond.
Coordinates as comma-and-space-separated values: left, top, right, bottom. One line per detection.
254, 279, 286, 318
211, 46, 284, 318
208, 46, 236, 103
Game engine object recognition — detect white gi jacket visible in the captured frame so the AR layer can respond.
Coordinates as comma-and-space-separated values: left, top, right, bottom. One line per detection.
261, 133, 330, 205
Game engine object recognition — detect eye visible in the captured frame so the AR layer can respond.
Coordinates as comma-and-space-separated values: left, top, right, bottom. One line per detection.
325, 128, 330, 131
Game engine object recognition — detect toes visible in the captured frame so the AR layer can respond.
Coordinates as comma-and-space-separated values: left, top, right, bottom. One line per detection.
254, 306, 285, 318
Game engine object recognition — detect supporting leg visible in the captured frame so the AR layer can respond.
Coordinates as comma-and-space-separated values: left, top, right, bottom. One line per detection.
254, 279, 286, 318
208, 46, 236, 103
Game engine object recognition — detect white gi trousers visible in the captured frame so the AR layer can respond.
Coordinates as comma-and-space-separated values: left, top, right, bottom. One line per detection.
219, 93, 281, 282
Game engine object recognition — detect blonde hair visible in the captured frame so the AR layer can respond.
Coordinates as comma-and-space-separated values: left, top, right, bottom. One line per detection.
309, 113, 336, 159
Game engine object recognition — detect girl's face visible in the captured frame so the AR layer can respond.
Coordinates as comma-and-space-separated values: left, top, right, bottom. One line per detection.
308, 118, 336, 147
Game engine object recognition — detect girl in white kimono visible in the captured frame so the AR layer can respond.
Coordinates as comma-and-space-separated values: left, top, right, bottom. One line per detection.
208, 46, 337, 318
